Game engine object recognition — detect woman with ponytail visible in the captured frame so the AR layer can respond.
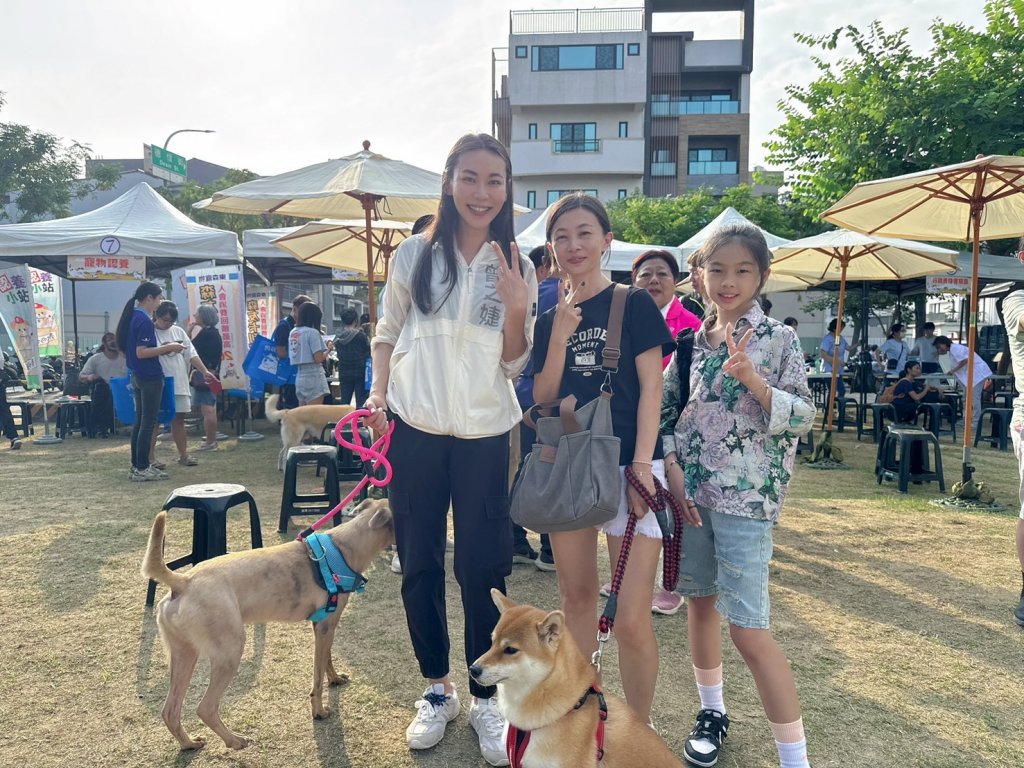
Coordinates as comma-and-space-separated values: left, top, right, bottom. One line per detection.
115, 281, 181, 481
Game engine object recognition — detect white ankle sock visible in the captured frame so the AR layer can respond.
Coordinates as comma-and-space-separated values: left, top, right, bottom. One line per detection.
770, 719, 809, 768
693, 664, 726, 714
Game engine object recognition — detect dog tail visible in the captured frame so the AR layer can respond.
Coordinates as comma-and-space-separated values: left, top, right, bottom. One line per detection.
265, 393, 284, 423
140, 511, 189, 595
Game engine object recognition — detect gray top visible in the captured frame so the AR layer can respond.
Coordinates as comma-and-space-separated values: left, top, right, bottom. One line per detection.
288, 326, 325, 366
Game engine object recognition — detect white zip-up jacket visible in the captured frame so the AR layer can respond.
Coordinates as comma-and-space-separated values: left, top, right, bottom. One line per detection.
372, 234, 538, 438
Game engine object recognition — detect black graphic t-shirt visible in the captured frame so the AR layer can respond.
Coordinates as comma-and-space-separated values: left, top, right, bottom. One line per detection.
534, 284, 673, 465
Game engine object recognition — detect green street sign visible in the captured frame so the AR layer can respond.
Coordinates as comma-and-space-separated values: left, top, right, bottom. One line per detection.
150, 145, 187, 177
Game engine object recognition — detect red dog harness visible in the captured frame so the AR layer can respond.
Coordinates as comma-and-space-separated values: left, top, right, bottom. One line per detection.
505, 685, 608, 767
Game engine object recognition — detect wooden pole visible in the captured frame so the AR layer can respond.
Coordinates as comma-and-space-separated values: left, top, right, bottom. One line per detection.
825, 253, 850, 433
961, 203, 983, 482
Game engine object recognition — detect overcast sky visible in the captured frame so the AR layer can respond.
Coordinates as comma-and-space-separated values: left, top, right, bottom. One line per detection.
1, 0, 986, 179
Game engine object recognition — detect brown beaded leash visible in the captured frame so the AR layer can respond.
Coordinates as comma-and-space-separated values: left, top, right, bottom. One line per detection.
593, 466, 685, 671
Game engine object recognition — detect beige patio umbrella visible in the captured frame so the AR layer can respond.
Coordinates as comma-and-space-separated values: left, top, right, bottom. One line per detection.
822, 154, 1024, 481
770, 229, 958, 459
270, 218, 413, 282
195, 141, 441, 321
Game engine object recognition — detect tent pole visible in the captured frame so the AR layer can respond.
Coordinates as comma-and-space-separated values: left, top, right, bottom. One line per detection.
71, 279, 80, 366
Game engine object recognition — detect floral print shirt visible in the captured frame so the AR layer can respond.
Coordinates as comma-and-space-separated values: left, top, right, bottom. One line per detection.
660, 304, 815, 522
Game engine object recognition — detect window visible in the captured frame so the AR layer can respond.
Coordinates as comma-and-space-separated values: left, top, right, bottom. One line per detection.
617, 189, 627, 200
528, 123, 537, 140
532, 44, 623, 71
651, 149, 676, 177
687, 148, 738, 175
515, 46, 528, 58
618, 121, 628, 138
550, 122, 598, 153
526, 190, 536, 209
651, 149, 672, 163
651, 92, 739, 116
627, 43, 640, 56
546, 189, 598, 206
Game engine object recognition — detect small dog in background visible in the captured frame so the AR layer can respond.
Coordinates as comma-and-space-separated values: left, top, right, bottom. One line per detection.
141, 498, 394, 750
471, 590, 683, 768
265, 393, 355, 470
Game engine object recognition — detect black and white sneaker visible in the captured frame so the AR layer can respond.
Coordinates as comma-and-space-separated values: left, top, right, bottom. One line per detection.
683, 708, 729, 767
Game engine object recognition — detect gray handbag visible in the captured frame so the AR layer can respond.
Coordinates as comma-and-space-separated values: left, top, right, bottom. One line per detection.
510, 284, 627, 533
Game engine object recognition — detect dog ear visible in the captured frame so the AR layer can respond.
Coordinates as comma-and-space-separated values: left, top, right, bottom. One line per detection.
367, 505, 392, 529
491, 588, 515, 614
537, 610, 565, 646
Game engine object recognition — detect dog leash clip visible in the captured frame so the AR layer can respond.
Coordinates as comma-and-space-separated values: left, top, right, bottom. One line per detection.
592, 628, 611, 672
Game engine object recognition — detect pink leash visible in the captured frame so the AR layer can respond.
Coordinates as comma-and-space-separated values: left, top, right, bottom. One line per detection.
297, 409, 394, 540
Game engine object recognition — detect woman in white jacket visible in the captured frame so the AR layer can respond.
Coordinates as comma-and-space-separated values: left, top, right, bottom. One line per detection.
365, 133, 537, 766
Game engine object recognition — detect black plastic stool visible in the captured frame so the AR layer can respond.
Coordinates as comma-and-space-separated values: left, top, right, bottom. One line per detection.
974, 408, 1012, 451
279, 445, 341, 533
869, 402, 897, 444
916, 402, 956, 441
875, 426, 945, 493
145, 483, 263, 606
57, 400, 91, 438
7, 402, 32, 437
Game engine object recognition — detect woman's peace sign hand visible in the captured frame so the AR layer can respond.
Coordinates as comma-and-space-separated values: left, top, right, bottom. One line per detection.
491, 241, 529, 319
721, 322, 757, 388
551, 279, 584, 345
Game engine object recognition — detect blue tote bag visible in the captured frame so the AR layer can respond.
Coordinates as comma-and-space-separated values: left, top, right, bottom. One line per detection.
243, 334, 294, 387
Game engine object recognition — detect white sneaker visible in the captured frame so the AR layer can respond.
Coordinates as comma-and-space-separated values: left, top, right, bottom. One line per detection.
391, 553, 402, 574
406, 684, 460, 750
469, 696, 509, 766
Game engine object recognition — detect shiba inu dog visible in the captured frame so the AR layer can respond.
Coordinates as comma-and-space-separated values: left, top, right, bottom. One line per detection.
470, 590, 682, 768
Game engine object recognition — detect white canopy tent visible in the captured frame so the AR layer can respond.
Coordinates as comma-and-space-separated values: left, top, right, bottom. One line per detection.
515, 201, 684, 273
0, 182, 241, 355
678, 206, 792, 261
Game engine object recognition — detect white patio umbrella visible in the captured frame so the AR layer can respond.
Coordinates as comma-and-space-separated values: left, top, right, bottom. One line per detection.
770, 230, 958, 445
196, 141, 441, 321
822, 155, 1024, 481
270, 218, 413, 281
676, 271, 820, 295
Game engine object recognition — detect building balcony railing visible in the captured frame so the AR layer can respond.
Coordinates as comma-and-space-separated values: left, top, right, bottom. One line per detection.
510, 8, 644, 35
651, 162, 677, 177
552, 139, 601, 154
651, 100, 740, 117
689, 161, 738, 175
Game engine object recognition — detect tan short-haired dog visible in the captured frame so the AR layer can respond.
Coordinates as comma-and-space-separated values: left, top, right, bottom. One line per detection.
141, 498, 394, 750
471, 590, 683, 768
265, 393, 356, 470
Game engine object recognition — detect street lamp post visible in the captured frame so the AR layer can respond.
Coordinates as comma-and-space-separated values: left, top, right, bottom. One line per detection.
163, 128, 215, 150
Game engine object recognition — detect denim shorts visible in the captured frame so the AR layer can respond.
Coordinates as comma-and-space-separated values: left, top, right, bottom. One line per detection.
676, 507, 774, 629
191, 387, 217, 407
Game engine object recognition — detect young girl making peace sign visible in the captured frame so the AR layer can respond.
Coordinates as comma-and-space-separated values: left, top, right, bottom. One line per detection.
660, 224, 816, 768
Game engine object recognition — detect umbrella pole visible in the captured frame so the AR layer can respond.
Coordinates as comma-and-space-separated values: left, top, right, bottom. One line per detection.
71, 279, 80, 367
860, 280, 869, 412
961, 205, 983, 483
363, 197, 377, 326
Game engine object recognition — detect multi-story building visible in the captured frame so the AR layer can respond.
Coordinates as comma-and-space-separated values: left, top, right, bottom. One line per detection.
493, 1, 755, 210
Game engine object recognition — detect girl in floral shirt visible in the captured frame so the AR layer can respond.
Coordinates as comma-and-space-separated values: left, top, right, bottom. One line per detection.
660, 223, 815, 768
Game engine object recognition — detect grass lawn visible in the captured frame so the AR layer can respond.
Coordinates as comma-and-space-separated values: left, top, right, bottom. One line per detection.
0, 418, 1021, 767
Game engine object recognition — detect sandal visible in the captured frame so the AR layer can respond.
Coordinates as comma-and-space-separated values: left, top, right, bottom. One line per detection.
178, 455, 198, 466
150, 460, 167, 470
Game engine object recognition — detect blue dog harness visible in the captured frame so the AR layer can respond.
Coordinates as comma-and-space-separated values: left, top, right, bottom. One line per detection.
303, 532, 366, 623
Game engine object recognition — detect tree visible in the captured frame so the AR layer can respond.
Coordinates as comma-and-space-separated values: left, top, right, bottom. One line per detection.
0, 93, 119, 222
158, 169, 299, 239
606, 183, 816, 250
766, 1, 1024, 254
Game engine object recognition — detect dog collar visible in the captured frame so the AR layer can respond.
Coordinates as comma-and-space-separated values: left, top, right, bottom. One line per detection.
505, 684, 608, 767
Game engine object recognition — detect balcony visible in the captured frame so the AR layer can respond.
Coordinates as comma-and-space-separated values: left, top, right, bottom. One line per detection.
511, 137, 644, 177
651, 162, 677, 177
688, 160, 738, 175
651, 99, 740, 117
510, 8, 644, 34
684, 40, 744, 68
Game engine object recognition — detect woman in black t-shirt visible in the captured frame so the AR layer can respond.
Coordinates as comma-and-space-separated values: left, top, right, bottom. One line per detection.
533, 194, 672, 724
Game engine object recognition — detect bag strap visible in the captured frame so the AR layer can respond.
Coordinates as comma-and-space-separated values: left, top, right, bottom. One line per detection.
674, 328, 695, 411
601, 284, 628, 373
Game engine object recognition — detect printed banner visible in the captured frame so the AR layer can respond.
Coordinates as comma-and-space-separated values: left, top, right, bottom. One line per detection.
29, 269, 63, 357
0, 265, 43, 389
926, 275, 971, 295
67, 255, 146, 280
245, 285, 279, 344
185, 266, 249, 391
